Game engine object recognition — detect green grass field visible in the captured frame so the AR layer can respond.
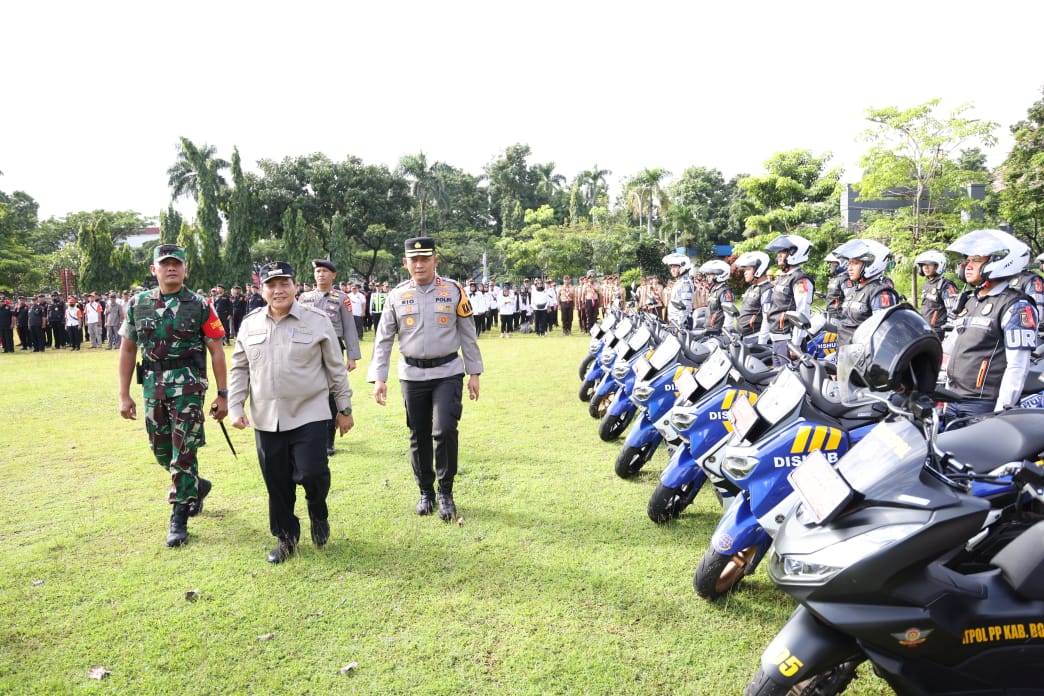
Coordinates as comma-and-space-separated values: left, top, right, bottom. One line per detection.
0, 330, 893, 695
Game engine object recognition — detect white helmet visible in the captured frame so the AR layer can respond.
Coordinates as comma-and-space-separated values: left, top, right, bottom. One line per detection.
947, 229, 1030, 282
1035, 251, 1044, 268
913, 249, 947, 275
834, 238, 892, 281
662, 252, 692, 273
765, 234, 811, 266
824, 252, 841, 264
733, 251, 770, 278
698, 259, 731, 283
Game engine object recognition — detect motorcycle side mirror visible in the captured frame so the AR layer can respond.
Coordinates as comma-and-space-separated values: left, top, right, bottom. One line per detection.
784, 310, 810, 331
722, 302, 739, 317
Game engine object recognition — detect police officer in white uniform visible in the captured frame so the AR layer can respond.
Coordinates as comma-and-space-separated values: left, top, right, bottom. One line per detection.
298, 259, 362, 457
368, 237, 484, 521
662, 253, 694, 329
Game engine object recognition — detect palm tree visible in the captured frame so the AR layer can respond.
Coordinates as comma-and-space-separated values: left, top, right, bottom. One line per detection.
577, 165, 611, 209
167, 137, 229, 204
398, 151, 447, 234
532, 162, 565, 202
166, 137, 229, 287
625, 168, 671, 237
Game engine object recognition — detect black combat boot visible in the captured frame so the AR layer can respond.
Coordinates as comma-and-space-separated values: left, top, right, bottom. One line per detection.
187, 478, 211, 517
437, 492, 457, 522
166, 503, 190, 547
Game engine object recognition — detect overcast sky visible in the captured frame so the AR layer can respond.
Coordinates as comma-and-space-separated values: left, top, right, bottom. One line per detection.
3, 0, 1042, 223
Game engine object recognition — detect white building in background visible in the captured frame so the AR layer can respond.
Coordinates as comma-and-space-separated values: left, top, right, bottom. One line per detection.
123, 227, 160, 248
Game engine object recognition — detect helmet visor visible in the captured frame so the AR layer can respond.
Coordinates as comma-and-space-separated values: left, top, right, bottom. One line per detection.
837, 343, 872, 405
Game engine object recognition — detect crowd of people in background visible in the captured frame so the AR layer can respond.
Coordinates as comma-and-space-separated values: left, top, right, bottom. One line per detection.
0, 269, 716, 354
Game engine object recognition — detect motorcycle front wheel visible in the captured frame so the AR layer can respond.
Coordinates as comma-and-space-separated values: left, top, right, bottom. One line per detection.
744, 661, 861, 696
598, 409, 634, 442
694, 545, 762, 600
588, 392, 614, 419
647, 482, 699, 523
614, 441, 655, 479
578, 379, 596, 403
579, 354, 595, 380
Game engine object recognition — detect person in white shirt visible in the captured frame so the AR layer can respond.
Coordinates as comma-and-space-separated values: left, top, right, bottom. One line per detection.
498, 284, 517, 337
531, 280, 550, 336
85, 293, 104, 348
347, 283, 366, 339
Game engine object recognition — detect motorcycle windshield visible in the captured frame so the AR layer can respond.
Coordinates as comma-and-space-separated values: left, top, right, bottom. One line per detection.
754, 368, 805, 424
627, 325, 652, 352
695, 344, 731, 389
835, 419, 960, 509
648, 334, 681, 372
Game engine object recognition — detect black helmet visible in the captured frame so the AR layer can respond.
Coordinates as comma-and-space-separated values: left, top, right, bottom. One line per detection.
837, 305, 940, 399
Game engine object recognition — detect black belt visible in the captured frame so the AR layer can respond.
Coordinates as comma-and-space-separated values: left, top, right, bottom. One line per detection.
404, 353, 458, 369
141, 357, 198, 371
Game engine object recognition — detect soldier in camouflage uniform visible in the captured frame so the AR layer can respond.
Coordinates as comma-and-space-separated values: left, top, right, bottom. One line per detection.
118, 244, 229, 548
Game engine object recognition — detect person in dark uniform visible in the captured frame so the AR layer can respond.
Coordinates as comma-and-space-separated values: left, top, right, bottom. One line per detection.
697, 260, 735, 335
914, 249, 958, 336
943, 229, 1037, 424
15, 297, 30, 350
298, 259, 362, 457
823, 251, 850, 321
28, 295, 48, 352
368, 237, 484, 521
763, 235, 815, 366
212, 285, 233, 346
229, 285, 248, 338
733, 251, 773, 343
247, 283, 267, 311
0, 296, 15, 353
832, 239, 899, 348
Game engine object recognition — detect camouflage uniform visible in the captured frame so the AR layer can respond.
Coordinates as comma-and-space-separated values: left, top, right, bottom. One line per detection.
120, 287, 225, 504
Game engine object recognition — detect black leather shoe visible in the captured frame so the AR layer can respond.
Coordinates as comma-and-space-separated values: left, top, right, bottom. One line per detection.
326, 447, 336, 456
266, 539, 296, 564
187, 478, 212, 517
416, 493, 435, 516
437, 493, 457, 522
310, 519, 330, 548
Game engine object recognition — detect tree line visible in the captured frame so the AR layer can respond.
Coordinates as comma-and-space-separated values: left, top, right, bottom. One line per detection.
3, 91, 1044, 299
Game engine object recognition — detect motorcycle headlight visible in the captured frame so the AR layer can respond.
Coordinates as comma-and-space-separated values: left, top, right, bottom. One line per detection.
611, 362, 630, 380
600, 351, 616, 366
588, 338, 600, 352
770, 523, 923, 585
633, 382, 654, 402
722, 446, 759, 480
670, 407, 699, 432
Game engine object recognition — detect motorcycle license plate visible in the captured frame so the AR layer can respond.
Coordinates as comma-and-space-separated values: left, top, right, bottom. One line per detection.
633, 356, 654, 381
675, 369, 700, 402
728, 394, 759, 441
788, 450, 853, 524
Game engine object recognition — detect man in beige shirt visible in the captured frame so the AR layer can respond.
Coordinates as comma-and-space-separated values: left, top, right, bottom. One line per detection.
228, 261, 355, 564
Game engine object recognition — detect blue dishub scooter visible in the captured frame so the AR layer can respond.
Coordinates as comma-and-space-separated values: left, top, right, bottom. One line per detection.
612, 329, 713, 477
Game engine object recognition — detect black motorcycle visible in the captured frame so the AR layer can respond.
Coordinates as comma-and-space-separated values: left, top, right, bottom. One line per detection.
746, 307, 1044, 695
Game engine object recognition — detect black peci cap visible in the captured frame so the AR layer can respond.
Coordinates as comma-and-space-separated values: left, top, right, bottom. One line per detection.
258, 261, 296, 284
312, 259, 337, 272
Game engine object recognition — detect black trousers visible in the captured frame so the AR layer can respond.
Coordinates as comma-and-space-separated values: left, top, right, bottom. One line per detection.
254, 420, 330, 543
401, 375, 463, 495
29, 325, 45, 352
0, 326, 13, 352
